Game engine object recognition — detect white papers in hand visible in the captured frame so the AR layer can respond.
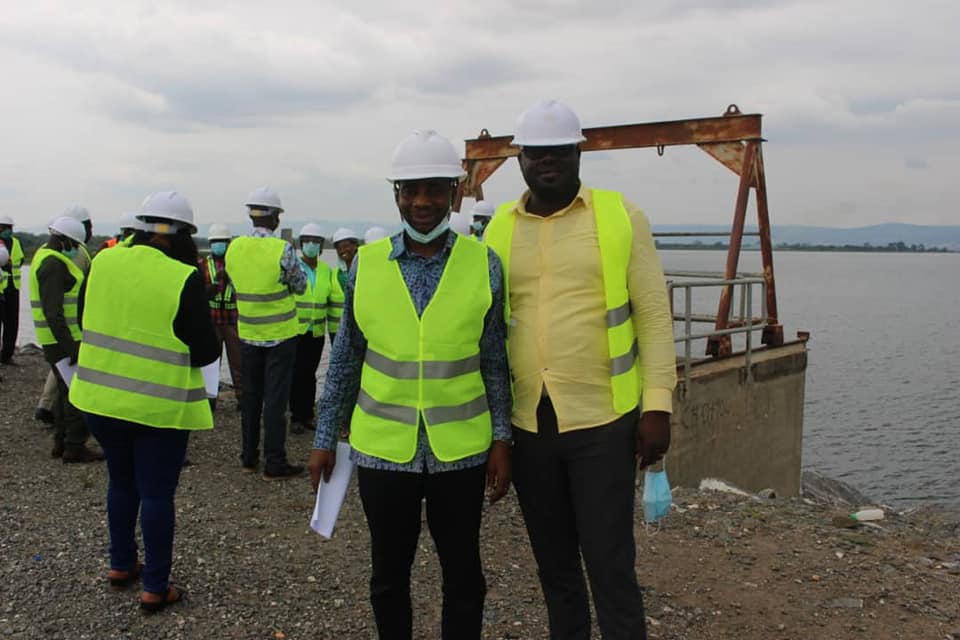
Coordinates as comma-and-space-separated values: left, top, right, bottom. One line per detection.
310, 441, 355, 539
201, 358, 220, 398
55, 357, 77, 388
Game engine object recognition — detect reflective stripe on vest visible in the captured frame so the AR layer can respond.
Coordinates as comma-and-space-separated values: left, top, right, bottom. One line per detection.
349, 235, 493, 463
205, 256, 236, 311
224, 236, 299, 341
484, 188, 641, 414
9, 237, 24, 290
68, 244, 212, 430
327, 268, 345, 335
28, 246, 84, 345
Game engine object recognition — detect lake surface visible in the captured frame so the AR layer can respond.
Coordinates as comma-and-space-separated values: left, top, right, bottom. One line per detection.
13, 250, 960, 508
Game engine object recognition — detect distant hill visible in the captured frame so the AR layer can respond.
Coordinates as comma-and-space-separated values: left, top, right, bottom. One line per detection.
652, 223, 960, 251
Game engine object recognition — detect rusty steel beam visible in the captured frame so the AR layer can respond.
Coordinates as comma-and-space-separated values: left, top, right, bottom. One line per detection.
707, 140, 758, 358
697, 141, 746, 176
754, 144, 783, 347
464, 113, 763, 162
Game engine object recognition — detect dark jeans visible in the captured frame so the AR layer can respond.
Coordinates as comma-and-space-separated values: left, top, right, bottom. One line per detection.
45, 356, 88, 446
513, 396, 645, 640
358, 465, 487, 640
288, 332, 324, 423
87, 415, 189, 594
240, 338, 296, 470
0, 281, 18, 361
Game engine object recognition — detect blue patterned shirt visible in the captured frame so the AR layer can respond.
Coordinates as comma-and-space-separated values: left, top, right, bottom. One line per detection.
313, 231, 511, 473
239, 226, 307, 347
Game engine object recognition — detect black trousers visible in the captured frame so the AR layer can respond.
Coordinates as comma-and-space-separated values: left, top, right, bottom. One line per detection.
288, 332, 324, 423
0, 281, 18, 361
357, 464, 487, 640
513, 396, 646, 640
240, 338, 295, 470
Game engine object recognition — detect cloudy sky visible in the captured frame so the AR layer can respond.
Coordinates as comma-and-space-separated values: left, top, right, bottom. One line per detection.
1, 0, 957, 234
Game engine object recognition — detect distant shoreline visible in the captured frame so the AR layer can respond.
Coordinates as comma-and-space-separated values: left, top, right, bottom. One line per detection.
657, 243, 955, 253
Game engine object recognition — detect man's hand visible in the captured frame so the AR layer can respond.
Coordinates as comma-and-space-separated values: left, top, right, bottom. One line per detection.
486, 440, 512, 504
308, 448, 336, 493
636, 411, 671, 469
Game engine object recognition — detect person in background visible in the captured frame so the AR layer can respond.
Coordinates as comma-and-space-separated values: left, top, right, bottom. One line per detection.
484, 100, 677, 640
98, 211, 139, 251
363, 226, 388, 244
288, 223, 332, 434
310, 130, 512, 640
34, 205, 95, 423
201, 223, 242, 411
327, 227, 358, 342
29, 216, 104, 463
70, 191, 218, 612
0, 214, 24, 365
469, 200, 495, 240
225, 187, 307, 480
0, 244, 7, 352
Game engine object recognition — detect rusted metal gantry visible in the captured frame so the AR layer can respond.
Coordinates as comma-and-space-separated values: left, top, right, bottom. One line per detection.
457, 104, 784, 357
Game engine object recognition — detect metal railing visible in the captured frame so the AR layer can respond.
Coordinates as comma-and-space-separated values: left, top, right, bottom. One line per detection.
666, 272, 768, 386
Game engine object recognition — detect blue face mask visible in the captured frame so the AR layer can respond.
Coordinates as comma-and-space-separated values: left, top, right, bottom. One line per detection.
401, 218, 449, 244
210, 241, 228, 257
642, 467, 673, 523
302, 242, 320, 258
62, 246, 79, 260
0, 229, 12, 240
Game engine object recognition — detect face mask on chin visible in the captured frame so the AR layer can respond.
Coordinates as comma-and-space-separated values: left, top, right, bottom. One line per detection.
0, 230, 12, 240
401, 218, 449, 244
62, 245, 79, 259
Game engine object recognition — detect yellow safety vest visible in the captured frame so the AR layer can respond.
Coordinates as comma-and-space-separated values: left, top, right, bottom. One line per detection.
349, 235, 493, 463
295, 259, 333, 338
484, 188, 641, 414
28, 246, 84, 345
69, 244, 212, 430
327, 268, 345, 335
225, 236, 299, 342
205, 256, 236, 312
8, 237, 23, 290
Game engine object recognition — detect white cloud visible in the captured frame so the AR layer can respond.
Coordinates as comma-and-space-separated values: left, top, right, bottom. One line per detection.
0, 0, 957, 231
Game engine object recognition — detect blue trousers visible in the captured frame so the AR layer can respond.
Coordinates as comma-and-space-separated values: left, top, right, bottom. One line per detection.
87, 414, 189, 594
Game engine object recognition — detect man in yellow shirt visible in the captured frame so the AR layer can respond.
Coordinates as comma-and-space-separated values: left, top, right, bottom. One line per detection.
485, 100, 677, 640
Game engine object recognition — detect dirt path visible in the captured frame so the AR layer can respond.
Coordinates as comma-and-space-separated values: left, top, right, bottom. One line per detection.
1, 350, 957, 639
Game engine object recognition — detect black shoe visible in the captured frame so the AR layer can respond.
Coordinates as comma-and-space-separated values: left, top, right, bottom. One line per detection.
51, 440, 65, 459
240, 461, 259, 473
262, 463, 305, 481
34, 408, 55, 425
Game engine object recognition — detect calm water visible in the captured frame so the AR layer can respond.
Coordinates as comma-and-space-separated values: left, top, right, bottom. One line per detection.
14, 252, 960, 508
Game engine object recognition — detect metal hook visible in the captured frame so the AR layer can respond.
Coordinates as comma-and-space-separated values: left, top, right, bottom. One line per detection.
657, 144, 665, 157
724, 104, 741, 116
478, 128, 491, 139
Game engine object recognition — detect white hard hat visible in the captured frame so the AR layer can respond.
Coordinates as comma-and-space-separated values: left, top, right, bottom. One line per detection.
511, 99, 587, 147
387, 130, 466, 182
245, 186, 284, 214
49, 216, 87, 243
136, 190, 197, 234
207, 223, 232, 240
118, 210, 139, 231
299, 223, 325, 239
0, 244, 8, 267
63, 204, 92, 223
0, 214, 13, 226
363, 226, 388, 244
450, 211, 474, 236
471, 200, 496, 218
332, 227, 359, 244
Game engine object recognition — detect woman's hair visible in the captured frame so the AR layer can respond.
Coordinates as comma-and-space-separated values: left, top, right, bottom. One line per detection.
131, 227, 199, 267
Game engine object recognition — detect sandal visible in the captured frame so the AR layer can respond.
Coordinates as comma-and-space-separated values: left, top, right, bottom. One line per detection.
139, 586, 185, 613
108, 563, 143, 589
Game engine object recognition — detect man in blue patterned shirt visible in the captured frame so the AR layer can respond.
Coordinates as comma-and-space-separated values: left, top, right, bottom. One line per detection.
310, 130, 512, 640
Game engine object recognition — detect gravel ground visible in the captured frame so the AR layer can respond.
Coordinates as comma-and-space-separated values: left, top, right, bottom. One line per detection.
1, 348, 958, 640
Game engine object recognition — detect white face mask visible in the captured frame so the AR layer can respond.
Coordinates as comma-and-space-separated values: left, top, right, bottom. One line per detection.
401, 218, 449, 244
